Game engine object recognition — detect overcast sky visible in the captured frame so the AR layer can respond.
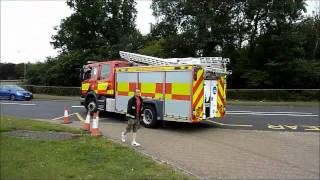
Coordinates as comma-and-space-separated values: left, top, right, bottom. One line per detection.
0, 0, 317, 64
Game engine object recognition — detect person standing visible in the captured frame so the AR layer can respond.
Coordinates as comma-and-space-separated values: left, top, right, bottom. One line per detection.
121, 89, 144, 146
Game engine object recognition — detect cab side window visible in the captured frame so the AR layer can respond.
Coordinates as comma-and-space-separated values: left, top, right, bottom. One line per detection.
84, 71, 91, 80
92, 66, 98, 80
100, 64, 111, 79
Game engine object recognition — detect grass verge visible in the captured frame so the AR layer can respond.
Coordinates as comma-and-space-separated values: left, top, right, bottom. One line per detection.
0, 116, 190, 180
0, 116, 81, 134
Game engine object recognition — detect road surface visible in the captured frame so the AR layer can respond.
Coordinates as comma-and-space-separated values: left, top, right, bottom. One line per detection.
1, 99, 319, 132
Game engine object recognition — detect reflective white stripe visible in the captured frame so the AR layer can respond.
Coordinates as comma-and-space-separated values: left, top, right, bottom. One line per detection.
85, 113, 91, 123
92, 116, 99, 128
126, 114, 135, 118
64, 110, 68, 117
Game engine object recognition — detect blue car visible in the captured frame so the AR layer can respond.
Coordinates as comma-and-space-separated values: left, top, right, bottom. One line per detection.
0, 85, 33, 101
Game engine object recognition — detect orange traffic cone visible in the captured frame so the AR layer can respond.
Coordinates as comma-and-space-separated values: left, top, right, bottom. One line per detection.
91, 111, 100, 137
83, 111, 91, 131
63, 106, 71, 124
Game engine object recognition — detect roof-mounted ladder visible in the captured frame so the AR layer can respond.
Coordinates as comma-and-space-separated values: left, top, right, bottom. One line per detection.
119, 51, 232, 77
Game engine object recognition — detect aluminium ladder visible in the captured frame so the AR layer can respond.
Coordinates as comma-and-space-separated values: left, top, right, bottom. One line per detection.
119, 51, 231, 78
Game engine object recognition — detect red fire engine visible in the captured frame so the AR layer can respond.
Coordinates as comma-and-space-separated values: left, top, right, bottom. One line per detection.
80, 52, 231, 128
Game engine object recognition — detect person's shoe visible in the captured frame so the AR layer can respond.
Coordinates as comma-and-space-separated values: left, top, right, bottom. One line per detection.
131, 141, 140, 147
121, 132, 126, 142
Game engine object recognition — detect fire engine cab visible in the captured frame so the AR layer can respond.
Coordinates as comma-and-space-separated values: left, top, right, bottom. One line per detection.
80, 51, 231, 128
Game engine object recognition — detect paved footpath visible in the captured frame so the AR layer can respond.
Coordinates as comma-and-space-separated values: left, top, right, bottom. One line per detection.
66, 116, 319, 180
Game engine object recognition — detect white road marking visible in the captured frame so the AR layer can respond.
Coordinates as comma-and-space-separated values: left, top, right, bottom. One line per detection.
207, 120, 253, 127
227, 111, 314, 114
226, 111, 318, 117
1, 103, 20, 105
75, 113, 85, 122
19, 104, 36, 106
0, 102, 36, 106
71, 106, 84, 108
285, 114, 319, 117
227, 111, 253, 113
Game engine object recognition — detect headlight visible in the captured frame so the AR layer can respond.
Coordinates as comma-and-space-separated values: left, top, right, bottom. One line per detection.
16, 92, 23, 96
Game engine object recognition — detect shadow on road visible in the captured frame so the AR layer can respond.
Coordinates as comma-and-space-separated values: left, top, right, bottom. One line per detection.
77, 110, 219, 133
98, 111, 219, 132
161, 121, 218, 133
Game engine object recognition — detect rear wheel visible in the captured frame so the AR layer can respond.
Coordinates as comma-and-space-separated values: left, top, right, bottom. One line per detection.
10, 95, 15, 101
142, 104, 159, 128
85, 97, 97, 112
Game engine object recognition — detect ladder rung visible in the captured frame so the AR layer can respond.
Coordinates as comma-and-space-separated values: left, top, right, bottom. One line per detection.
119, 51, 231, 76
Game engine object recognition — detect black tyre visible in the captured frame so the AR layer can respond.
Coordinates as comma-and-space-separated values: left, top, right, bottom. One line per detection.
142, 104, 159, 128
10, 95, 15, 101
85, 97, 97, 112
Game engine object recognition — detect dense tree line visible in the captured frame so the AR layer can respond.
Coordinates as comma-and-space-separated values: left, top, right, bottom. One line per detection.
3, 0, 320, 88
141, 0, 320, 88
26, 0, 141, 86
0, 63, 25, 80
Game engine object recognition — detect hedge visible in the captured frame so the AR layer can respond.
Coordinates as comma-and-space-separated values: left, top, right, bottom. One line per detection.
19, 85, 320, 101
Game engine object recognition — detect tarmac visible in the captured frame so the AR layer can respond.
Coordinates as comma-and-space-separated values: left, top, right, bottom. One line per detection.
68, 118, 320, 180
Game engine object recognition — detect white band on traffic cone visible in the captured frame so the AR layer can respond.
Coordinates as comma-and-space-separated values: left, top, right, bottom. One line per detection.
63, 106, 71, 124
85, 112, 91, 124
91, 112, 100, 137
64, 108, 68, 117
92, 116, 97, 129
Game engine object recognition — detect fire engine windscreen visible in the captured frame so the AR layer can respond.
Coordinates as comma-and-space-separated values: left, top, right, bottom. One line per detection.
83, 67, 92, 80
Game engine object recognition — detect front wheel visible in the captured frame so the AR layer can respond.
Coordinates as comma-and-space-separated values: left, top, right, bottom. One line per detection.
85, 97, 97, 112
10, 95, 15, 101
142, 104, 159, 128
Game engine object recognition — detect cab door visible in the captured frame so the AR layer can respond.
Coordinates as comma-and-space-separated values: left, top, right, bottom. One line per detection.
97, 64, 112, 96
89, 65, 99, 94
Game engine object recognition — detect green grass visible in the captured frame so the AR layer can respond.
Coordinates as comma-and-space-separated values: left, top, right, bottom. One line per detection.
0, 116, 81, 134
228, 100, 319, 106
0, 116, 190, 180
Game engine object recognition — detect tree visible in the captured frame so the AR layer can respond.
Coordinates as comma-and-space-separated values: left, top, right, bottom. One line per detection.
25, 0, 319, 89
137, 38, 167, 58
151, 0, 239, 57
52, 0, 141, 59
0, 63, 16, 80
150, 0, 313, 88
41, 0, 142, 86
